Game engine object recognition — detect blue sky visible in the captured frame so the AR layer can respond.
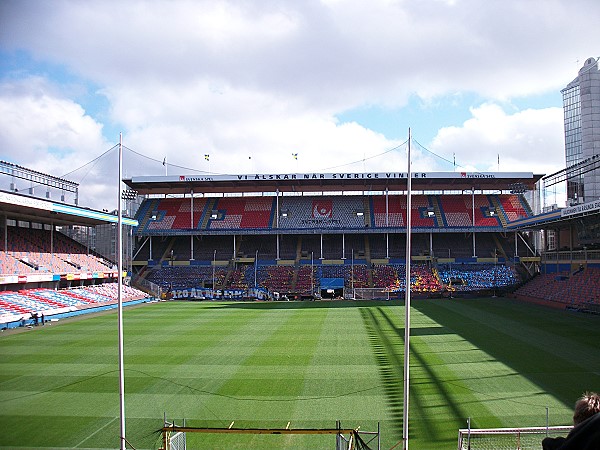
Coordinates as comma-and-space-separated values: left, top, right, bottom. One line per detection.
0, 0, 598, 210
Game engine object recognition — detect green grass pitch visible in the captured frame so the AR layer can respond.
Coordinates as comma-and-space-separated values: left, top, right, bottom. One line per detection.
1, 298, 599, 449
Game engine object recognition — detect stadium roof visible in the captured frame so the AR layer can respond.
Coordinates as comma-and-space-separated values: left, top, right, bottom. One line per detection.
0, 191, 137, 227
507, 198, 600, 231
124, 171, 543, 195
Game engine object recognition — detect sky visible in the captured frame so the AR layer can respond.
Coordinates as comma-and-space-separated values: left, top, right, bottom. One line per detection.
0, 0, 598, 211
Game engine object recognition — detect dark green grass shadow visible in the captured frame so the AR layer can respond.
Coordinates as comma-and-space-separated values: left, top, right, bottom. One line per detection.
361, 306, 471, 445
412, 298, 600, 411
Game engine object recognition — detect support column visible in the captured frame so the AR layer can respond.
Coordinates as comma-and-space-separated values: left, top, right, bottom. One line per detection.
190, 190, 194, 260
320, 233, 323, 259
276, 189, 280, 260
429, 232, 433, 257
472, 187, 476, 258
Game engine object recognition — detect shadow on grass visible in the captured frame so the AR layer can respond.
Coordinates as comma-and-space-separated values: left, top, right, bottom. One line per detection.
362, 306, 470, 443
359, 307, 404, 440
412, 299, 600, 413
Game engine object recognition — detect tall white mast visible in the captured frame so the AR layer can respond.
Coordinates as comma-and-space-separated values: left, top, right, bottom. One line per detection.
403, 128, 412, 450
117, 133, 126, 450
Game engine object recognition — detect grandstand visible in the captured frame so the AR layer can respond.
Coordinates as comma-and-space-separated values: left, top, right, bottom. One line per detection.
124, 171, 551, 301
0, 166, 150, 328
119, 170, 600, 310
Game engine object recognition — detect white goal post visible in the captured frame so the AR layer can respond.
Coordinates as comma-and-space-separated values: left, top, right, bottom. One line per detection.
161, 421, 380, 450
457, 425, 573, 450
351, 288, 392, 300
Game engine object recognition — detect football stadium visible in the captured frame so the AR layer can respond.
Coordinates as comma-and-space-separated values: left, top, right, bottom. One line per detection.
1, 149, 599, 449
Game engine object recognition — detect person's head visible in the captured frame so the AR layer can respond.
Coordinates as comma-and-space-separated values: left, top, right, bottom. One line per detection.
573, 391, 600, 425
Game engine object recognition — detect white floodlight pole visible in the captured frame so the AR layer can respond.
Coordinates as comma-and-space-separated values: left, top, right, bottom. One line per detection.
117, 133, 126, 450
403, 128, 412, 450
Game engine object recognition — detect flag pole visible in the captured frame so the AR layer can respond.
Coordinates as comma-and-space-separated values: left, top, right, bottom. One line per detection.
117, 133, 126, 449
403, 128, 412, 450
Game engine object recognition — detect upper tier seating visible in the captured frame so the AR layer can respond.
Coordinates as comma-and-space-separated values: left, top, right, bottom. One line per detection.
135, 194, 530, 233
437, 195, 501, 228
372, 195, 404, 227
278, 196, 367, 229
496, 194, 530, 221
208, 197, 274, 229
1, 227, 113, 275
371, 195, 437, 228
146, 197, 208, 230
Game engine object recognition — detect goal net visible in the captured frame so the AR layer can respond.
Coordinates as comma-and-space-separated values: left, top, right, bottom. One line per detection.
161, 420, 379, 450
352, 288, 391, 300
457, 426, 572, 450
169, 430, 186, 450
163, 419, 186, 450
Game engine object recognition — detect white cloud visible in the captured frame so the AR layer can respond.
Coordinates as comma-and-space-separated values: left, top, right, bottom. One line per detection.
430, 103, 564, 175
0, 76, 115, 205
2, 0, 597, 106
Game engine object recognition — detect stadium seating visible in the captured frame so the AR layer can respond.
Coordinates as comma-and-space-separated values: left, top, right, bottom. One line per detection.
372, 195, 404, 227
146, 265, 227, 289
496, 194, 531, 222
0, 251, 37, 275
0, 283, 148, 324
372, 264, 400, 288
515, 267, 600, 309
148, 197, 208, 230
295, 265, 316, 294
256, 265, 295, 292
438, 263, 519, 290
209, 197, 274, 229
135, 193, 532, 233
278, 196, 368, 229
438, 196, 473, 227
1, 227, 113, 275
228, 267, 250, 289
372, 195, 438, 228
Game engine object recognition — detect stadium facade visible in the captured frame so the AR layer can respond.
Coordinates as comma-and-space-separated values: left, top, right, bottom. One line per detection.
562, 56, 600, 204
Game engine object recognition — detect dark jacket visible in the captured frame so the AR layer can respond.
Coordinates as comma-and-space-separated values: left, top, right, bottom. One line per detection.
542, 413, 600, 450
